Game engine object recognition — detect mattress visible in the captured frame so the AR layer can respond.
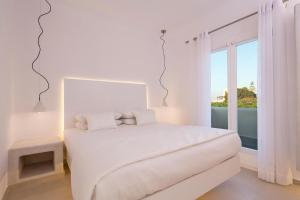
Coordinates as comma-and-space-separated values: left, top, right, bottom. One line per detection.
64, 124, 241, 200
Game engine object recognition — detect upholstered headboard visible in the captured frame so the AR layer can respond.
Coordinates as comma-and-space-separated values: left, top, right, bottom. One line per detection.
63, 78, 148, 129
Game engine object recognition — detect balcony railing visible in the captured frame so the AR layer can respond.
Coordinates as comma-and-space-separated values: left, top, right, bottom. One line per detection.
211, 107, 257, 150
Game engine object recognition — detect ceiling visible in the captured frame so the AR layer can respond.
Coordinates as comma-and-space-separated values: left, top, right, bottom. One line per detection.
64, 0, 225, 29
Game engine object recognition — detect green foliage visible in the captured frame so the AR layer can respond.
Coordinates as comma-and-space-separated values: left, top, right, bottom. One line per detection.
211, 102, 228, 107
211, 83, 257, 108
237, 87, 256, 99
238, 97, 257, 108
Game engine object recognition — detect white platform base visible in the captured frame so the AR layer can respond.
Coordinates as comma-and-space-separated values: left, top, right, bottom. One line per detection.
144, 155, 240, 200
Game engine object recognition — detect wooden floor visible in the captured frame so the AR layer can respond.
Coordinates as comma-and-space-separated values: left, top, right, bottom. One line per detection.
3, 168, 300, 200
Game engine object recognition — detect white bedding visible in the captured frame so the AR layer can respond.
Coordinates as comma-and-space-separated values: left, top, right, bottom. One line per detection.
64, 124, 241, 200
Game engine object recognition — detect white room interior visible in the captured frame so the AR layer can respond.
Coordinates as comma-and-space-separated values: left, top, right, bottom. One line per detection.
1, 0, 300, 199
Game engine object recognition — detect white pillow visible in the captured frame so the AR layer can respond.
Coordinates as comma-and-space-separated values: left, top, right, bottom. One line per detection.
86, 112, 117, 131
75, 114, 87, 123
75, 121, 88, 130
75, 112, 122, 123
121, 118, 137, 125
114, 112, 122, 120
116, 119, 123, 126
133, 110, 156, 125
121, 111, 134, 119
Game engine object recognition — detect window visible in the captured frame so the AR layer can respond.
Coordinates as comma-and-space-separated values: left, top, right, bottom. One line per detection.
211, 40, 258, 150
237, 40, 258, 149
211, 50, 228, 129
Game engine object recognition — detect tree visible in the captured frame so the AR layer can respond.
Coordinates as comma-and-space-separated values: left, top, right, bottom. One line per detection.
224, 91, 228, 103
237, 87, 256, 99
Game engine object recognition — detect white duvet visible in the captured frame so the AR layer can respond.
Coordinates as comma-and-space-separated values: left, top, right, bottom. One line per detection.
64, 124, 241, 200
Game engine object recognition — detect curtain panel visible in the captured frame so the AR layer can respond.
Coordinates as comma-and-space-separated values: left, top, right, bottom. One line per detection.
196, 32, 211, 127
257, 0, 293, 185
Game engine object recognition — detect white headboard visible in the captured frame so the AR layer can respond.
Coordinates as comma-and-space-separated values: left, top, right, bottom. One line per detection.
64, 78, 147, 129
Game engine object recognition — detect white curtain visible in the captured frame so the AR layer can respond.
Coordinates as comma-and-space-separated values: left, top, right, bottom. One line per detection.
258, 0, 293, 185
196, 32, 211, 127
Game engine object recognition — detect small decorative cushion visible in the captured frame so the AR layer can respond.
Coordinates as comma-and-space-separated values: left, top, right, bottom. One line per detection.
75, 114, 87, 123
114, 112, 122, 120
75, 121, 88, 130
121, 111, 134, 119
121, 118, 137, 125
116, 119, 123, 126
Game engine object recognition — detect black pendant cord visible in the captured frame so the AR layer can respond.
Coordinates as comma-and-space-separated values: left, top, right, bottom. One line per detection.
32, 0, 52, 102
159, 30, 169, 105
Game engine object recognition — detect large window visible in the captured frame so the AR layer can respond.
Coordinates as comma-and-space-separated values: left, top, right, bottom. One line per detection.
211, 40, 258, 150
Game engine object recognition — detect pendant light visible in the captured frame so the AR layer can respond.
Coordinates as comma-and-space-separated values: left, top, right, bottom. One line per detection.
159, 29, 169, 107
32, 0, 52, 112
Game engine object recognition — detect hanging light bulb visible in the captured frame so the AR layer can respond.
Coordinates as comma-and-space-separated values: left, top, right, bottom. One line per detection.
33, 100, 46, 113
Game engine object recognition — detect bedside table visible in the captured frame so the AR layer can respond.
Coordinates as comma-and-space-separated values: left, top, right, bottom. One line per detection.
8, 136, 64, 185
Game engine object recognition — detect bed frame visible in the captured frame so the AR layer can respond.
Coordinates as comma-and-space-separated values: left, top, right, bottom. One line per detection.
63, 78, 240, 200
145, 156, 240, 200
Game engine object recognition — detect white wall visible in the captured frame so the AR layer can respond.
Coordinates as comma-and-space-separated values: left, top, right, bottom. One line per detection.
0, 0, 13, 197
0, 70, 11, 197
294, 1, 300, 171
9, 0, 170, 141
0, 66, 11, 198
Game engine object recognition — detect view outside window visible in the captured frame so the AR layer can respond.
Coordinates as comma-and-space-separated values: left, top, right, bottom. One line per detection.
211, 50, 228, 129
237, 40, 258, 149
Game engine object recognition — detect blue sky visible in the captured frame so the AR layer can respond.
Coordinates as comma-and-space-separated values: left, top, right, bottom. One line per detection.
211, 40, 257, 101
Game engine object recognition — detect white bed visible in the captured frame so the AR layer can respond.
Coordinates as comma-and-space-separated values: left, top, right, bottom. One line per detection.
63, 78, 241, 200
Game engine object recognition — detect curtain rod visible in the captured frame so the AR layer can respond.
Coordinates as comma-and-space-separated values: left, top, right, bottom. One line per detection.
185, 0, 289, 44
209, 12, 257, 35
185, 11, 257, 44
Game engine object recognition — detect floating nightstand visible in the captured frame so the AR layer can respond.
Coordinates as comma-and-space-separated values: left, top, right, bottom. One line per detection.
8, 136, 64, 185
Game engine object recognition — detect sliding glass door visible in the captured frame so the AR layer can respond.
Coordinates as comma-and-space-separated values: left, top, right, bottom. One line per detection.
211, 40, 258, 150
